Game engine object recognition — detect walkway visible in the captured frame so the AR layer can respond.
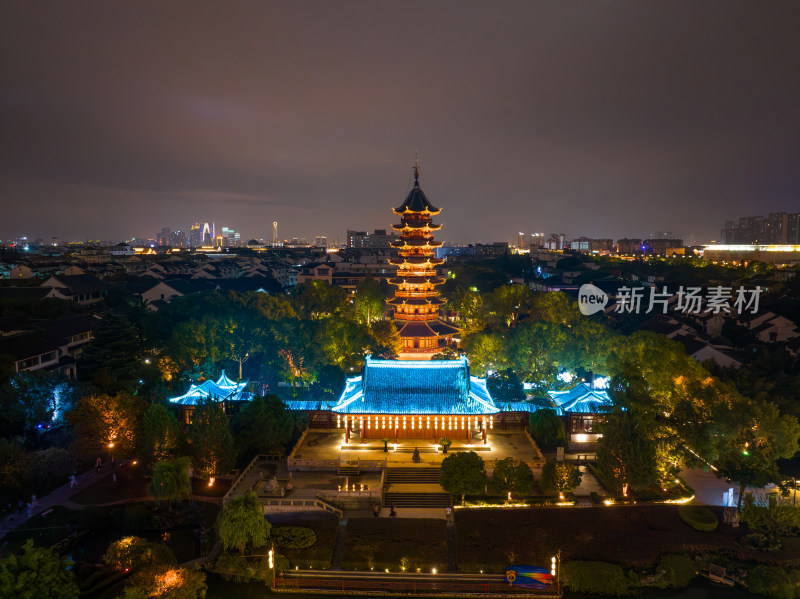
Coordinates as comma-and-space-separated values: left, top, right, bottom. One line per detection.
0, 459, 128, 542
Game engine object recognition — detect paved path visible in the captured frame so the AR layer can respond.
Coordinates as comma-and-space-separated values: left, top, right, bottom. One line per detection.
445, 509, 457, 572
0, 460, 128, 542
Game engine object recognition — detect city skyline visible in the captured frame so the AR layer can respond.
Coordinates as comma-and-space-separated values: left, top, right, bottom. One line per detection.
2, 2, 799, 244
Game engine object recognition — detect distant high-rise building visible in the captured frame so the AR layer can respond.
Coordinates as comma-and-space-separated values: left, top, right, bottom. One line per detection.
273, 221, 278, 244
190, 223, 202, 247
314, 236, 328, 248
171, 229, 187, 247
616, 238, 643, 254
221, 227, 239, 247
721, 212, 800, 244
545, 233, 566, 250
158, 227, 171, 246
202, 222, 214, 246
517, 232, 525, 249
346, 229, 399, 249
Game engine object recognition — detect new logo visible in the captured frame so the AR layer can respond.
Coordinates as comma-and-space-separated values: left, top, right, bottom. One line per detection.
578, 284, 608, 316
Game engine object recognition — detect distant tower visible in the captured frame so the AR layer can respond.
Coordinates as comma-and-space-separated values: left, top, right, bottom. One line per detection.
273, 221, 278, 244
388, 163, 459, 358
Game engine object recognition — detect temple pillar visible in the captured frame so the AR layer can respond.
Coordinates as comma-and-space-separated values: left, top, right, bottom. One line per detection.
345, 419, 350, 444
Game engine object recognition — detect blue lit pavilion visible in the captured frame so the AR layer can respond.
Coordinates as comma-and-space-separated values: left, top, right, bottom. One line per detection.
168, 371, 253, 406
330, 356, 499, 443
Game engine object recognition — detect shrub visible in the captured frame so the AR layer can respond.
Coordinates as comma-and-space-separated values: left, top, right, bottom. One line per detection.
678, 505, 718, 532
562, 561, 630, 595
271, 526, 317, 549
540, 461, 581, 494
104, 536, 176, 571
748, 565, 800, 599
655, 554, 697, 589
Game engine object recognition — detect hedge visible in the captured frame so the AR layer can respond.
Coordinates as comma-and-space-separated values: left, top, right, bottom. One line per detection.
748, 565, 800, 599
678, 505, 718, 532
562, 561, 631, 595
271, 526, 317, 549
655, 554, 697, 589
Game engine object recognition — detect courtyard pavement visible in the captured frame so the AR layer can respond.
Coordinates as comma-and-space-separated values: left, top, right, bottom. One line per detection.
291, 430, 542, 467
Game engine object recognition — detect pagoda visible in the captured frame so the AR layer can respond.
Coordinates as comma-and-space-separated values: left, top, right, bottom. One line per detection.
388, 165, 459, 358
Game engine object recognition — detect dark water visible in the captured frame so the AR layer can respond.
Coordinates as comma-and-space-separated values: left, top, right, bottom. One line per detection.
205, 574, 753, 599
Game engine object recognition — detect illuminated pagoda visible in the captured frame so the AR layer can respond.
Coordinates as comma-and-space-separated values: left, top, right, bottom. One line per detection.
389, 164, 459, 358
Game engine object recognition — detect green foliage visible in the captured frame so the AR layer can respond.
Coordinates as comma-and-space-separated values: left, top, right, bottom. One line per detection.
210, 551, 272, 584
68, 390, 144, 459
490, 457, 534, 497
440, 451, 487, 503
0, 438, 26, 495
232, 395, 293, 459
748, 565, 800, 599
596, 410, 657, 495
292, 281, 347, 319
188, 400, 236, 479
218, 490, 271, 554
486, 368, 525, 402
23, 447, 72, 488
528, 409, 566, 450
104, 536, 176, 571
0, 539, 79, 599
370, 320, 402, 359
148, 457, 192, 505
353, 276, 386, 324
0, 371, 75, 434
655, 554, 697, 589
677, 505, 718, 532
78, 314, 142, 390
540, 461, 581, 494
271, 526, 317, 549
123, 564, 206, 599
562, 560, 630, 596
139, 403, 181, 471
740, 496, 800, 543
438, 437, 451, 452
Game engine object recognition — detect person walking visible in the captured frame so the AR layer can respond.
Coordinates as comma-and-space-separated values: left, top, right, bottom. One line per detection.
373, 504, 380, 517
70, 473, 78, 488
95, 456, 102, 470
389, 503, 397, 518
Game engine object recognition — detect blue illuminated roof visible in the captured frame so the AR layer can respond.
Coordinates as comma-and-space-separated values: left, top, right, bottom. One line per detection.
168, 371, 253, 405
331, 356, 499, 415
547, 383, 611, 414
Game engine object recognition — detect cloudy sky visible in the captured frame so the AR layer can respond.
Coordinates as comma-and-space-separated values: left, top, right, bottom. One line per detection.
1, 1, 798, 245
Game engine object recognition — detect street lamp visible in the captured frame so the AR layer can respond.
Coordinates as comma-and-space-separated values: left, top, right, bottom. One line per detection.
269, 545, 275, 589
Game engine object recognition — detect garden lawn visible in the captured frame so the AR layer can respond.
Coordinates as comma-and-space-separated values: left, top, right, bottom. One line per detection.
271, 514, 339, 570
341, 518, 447, 572
455, 505, 800, 572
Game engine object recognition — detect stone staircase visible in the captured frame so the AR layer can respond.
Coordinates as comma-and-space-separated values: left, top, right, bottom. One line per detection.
386, 467, 441, 483
384, 491, 452, 508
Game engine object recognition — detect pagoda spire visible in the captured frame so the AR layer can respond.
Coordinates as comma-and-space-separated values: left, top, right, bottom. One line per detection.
413, 152, 420, 187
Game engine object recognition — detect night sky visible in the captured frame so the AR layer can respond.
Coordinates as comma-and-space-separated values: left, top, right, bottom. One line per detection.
1, 1, 799, 245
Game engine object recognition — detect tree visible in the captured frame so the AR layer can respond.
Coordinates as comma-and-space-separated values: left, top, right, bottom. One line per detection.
353, 276, 386, 324
292, 281, 347, 319
124, 564, 206, 599
0, 438, 26, 498
79, 314, 142, 390
448, 286, 485, 333
716, 400, 800, 508
440, 451, 487, 503
528, 409, 566, 451
463, 331, 508, 376
68, 390, 144, 459
218, 490, 271, 554
486, 284, 535, 328
596, 411, 658, 495
540, 461, 582, 494
491, 457, 534, 498
149, 457, 192, 507
139, 404, 181, 471
232, 395, 294, 459
370, 320, 402, 359
486, 369, 525, 403
0, 371, 76, 436
0, 539, 79, 599
104, 536, 176, 571
188, 400, 236, 480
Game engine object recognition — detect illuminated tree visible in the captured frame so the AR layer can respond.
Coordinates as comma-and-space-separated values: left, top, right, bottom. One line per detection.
440, 451, 487, 504
124, 564, 206, 599
486, 368, 525, 403
139, 403, 181, 471
369, 320, 402, 359
0, 539, 79, 599
486, 284, 535, 328
218, 490, 271, 554
448, 286, 485, 333
292, 281, 347, 319
491, 457, 534, 497
104, 536, 176, 572
463, 331, 508, 376
353, 276, 386, 324
540, 461, 582, 494
68, 390, 144, 459
596, 410, 657, 495
149, 457, 192, 508
188, 401, 235, 480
